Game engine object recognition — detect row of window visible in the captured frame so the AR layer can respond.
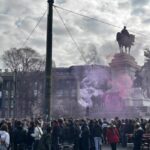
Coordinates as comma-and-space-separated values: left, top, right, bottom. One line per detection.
2, 100, 14, 108
56, 89, 77, 97
0, 89, 40, 99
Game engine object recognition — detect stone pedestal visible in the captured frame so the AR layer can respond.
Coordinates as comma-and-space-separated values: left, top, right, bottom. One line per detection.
109, 53, 140, 80
109, 53, 150, 118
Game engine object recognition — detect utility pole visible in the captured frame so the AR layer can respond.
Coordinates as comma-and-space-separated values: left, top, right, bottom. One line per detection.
45, 0, 54, 121
13, 69, 17, 118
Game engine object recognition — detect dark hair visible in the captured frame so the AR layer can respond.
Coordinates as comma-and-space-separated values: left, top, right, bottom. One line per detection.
135, 124, 140, 129
35, 120, 41, 126
46, 126, 51, 133
30, 121, 35, 128
0, 124, 8, 132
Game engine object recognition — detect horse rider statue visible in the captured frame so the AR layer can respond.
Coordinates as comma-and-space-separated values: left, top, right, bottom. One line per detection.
116, 26, 135, 54
121, 26, 130, 37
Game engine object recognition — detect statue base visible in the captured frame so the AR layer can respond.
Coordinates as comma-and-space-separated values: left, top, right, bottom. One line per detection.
109, 53, 140, 80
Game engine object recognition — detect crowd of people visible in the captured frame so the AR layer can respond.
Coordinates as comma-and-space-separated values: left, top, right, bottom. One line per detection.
0, 117, 150, 150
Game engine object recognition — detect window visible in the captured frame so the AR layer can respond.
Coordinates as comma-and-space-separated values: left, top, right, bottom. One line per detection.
34, 90, 38, 97
64, 90, 69, 96
0, 91, 2, 98
10, 100, 14, 108
11, 91, 14, 98
4, 101, 9, 108
71, 89, 76, 96
34, 82, 38, 88
10, 110, 14, 117
56, 90, 63, 97
4, 90, 9, 98
5, 81, 10, 89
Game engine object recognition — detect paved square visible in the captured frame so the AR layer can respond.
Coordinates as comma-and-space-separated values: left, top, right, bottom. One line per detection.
102, 145, 131, 150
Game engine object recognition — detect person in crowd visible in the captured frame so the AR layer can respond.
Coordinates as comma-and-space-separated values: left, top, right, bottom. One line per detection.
89, 120, 95, 150
119, 120, 127, 147
26, 121, 35, 150
140, 119, 146, 132
106, 122, 119, 150
58, 118, 64, 145
7, 121, 13, 150
0, 124, 10, 150
38, 126, 52, 150
93, 120, 102, 150
80, 121, 90, 150
12, 120, 27, 150
73, 120, 81, 150
145, 119, 150, 133
51, 120, 59, 150
126, 119, 134, 134
133, 123, 144, 150
0, 117, 150, 150
31, 120, 43, 150
102, 118, 108, 144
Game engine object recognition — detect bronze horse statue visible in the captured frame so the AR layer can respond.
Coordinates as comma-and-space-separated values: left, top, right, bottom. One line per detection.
116, 32, 135, 54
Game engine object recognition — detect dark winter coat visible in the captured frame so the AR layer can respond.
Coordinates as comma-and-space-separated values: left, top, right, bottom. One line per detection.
93, 124, 102, 137
38, 133, 51, 150
133, 127, 144, 150
80, 125, 90, 150
27, 126, 35, 146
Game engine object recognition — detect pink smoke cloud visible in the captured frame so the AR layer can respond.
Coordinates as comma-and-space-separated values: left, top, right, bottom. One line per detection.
110, 74, 133, 98
103, 74, 133, 111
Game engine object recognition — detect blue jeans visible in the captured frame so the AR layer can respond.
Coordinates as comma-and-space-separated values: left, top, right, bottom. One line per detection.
94, 137, 102, 150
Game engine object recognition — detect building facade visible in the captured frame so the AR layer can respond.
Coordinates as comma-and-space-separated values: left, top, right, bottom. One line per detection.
0, 53, 150, 118
0, 69, 15, 118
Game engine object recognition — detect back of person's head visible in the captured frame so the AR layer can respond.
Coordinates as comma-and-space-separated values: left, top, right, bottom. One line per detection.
115, 117, 119, 120
35, 120, 41, 126
30, 121, 35, 128
46, 126, 51, 133
103, 118, 106, 122
135, 123, 140, 129
58, 118, 64, 125
0, 124, 8, 132
16, 121, 23, 128
68, 119, 73, 125
51, 120, 58, 127
98, 119, 102, 124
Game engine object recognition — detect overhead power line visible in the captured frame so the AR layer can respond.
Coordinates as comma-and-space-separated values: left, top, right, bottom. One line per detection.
21, 9, 47, 48
54, 5, 121, 29
54, 6, 88, 64
54, 5, 150, 38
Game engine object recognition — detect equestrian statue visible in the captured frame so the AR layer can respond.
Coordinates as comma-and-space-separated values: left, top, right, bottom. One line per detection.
116, 26, 135, 54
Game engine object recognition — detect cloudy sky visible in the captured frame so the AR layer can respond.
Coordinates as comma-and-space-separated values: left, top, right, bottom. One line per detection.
1, 0, 150, 67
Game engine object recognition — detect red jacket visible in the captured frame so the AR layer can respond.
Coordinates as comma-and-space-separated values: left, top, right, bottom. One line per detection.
106, 127, 119, 144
